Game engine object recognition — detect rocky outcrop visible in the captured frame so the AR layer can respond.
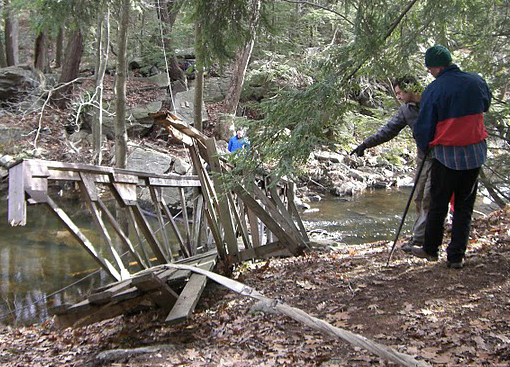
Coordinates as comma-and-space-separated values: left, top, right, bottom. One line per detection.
302, 150, 415, 197
0, 65, 45, 102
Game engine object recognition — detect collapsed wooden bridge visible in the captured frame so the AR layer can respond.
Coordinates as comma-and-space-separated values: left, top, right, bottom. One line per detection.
7, 112, 310, 328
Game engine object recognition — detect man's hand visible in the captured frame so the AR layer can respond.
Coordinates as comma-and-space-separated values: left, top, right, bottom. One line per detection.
350, 143, 367, 157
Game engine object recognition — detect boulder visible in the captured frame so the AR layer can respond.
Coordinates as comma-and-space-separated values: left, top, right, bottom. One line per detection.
0, 124, 24, 146
0, 65, 45, 102
173, 88, 207, 125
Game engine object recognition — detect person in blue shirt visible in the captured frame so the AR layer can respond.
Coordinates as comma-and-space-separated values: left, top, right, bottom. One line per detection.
228, 130, 248, 152
409, 45, 491, 269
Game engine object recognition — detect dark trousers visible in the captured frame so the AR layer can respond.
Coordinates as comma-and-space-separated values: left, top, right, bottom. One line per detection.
424, 159, 480, 263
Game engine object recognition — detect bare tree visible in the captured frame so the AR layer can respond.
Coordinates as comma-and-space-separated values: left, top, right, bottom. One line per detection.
93, 9, 110, 165
222, 0, 262, 115
55, 27, 63, 68
115, 0, 130, 169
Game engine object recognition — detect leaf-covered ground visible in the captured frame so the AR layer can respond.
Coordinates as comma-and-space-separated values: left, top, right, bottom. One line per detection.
1, 207, 509, 367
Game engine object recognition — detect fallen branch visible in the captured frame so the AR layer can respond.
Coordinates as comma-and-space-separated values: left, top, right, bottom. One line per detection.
162, 263, 432, 367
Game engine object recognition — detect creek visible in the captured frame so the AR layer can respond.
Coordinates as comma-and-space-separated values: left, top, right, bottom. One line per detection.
0, 188, 497, 325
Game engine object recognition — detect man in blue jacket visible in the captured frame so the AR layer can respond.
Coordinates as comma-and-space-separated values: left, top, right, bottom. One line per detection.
409, 45, 492, 269
228, 130, 248, 152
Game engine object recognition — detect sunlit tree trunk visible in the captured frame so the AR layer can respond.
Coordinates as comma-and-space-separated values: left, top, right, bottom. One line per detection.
93, 9, 110, 165
115, 0, 129, 169
4, 0, 19, 66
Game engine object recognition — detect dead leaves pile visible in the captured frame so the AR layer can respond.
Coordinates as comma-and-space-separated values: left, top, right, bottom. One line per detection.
1, 208, 509, 366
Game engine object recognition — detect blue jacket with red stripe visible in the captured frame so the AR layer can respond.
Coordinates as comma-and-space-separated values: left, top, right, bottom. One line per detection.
414, 64, 491, 153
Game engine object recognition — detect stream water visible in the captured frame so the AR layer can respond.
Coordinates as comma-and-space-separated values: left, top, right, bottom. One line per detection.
0, 188, 497, 325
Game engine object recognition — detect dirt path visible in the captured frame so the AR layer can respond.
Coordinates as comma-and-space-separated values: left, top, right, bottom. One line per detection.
1, 208, 509, 367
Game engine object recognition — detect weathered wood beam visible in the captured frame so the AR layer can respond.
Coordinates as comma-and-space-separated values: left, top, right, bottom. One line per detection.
238, 241, 292, 262
131, 204, 170, 264
8, 161, 27, 226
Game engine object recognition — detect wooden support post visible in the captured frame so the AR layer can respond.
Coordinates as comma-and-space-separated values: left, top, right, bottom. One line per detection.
45, 196, 121, 281
149, 185, 173, 262
127, 207, 153, 266
131, 204, 169, 264
191, 194, 204, 255
188, 145, 226, 260
286, 182, 309, 241
246, 207, 260, 247
179, 187, 192, 253
204, 138, 239, 262
8, 161, 26, 226
227, 192, 251, 249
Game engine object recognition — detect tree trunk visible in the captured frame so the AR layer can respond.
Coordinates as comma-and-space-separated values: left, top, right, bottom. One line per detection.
193, 21, 204, 132
222, 0, 262, 115
0, 32, 7, 68
115, 0, 130, 169
158, 0, 186, 86
55, 27, 64, 68
34, 30, 48, 72
4, 0, 19, 66
93, 10, 110, 165
53, 29, 84, 108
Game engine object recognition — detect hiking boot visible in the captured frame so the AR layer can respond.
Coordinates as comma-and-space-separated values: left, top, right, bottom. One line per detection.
401, 239, 422, 253
409, 246, 438, 261
447, 261, 463, 269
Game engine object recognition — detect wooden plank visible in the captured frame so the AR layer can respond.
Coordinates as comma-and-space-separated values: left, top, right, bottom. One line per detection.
269, 185, 309, 245
97, 198, 148, 269
8, 161, 27, 226
179, 188, 192, 252
112, 183, 138, 206
205, 138, 239, 262
149, 186, 173, 261
132, 271, 179, 311
238, 241, 292, 262
72, 295, 151, 329
286, 183, 310, 241
160, 197, 190, 258
89, 279, 133, 305
79, 174, 130, 279
233, 185, 303, 256
165, 259, 216, 324
227, 192, 251, 249
45, 196, 121, 281
252, 184, 308, 249
246, 207, 260, 247
111, 286, 142, 302
191, 194, 204, 255
188, 146, 226, 259
113, 173, 139, 183
127, 206, 153, 266
131, 204, 169, 264
149, 176, 201, 187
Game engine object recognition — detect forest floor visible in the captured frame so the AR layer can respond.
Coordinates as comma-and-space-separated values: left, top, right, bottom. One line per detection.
0, 206, 509, 367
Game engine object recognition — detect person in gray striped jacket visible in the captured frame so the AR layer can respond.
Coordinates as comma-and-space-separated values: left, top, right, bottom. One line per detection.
351, 76, 432, 252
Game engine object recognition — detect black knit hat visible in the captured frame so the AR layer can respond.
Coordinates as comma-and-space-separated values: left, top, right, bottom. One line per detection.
425, 45, 452, 67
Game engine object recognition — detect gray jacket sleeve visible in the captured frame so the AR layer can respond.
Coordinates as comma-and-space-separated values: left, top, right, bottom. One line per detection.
362, 104, 410, 149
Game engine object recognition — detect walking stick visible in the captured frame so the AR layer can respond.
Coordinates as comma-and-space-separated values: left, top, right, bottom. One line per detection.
386, 151, 429, 266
